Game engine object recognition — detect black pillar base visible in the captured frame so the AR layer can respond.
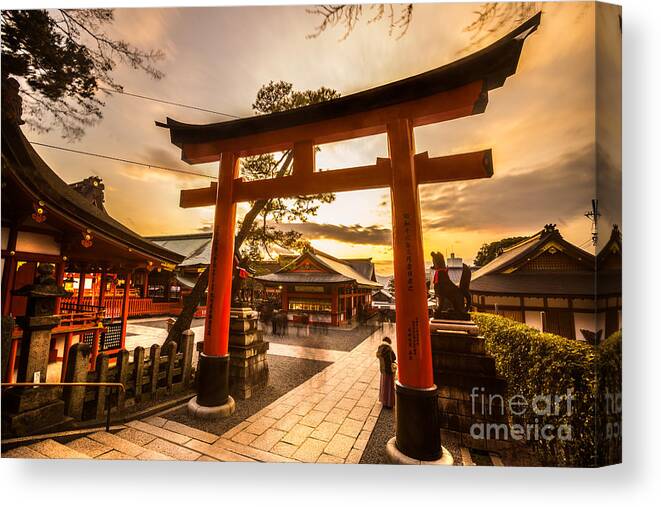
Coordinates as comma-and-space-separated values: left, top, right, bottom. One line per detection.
395, 381, 442, 461
196, 353, 230, 407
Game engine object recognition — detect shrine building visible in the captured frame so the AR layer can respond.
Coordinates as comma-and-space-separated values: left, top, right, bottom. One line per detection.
470, 224, 622, 342
255, 248, 381, 326
1, 102, 184, 382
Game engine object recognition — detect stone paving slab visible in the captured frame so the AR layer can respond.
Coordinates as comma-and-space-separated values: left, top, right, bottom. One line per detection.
96, 450, 133, 460
185, 439, 256, 462
208, 323, 394, 464
30, 439, 89, 459
2, 446, 48, 459
88, 431, 145, 457
66, 437, 112, 458
137, 449, 174, 461
145, 438, 201, 461
126, 420, 191, 445
163, 420, 219, 444
116, 427, 157, 447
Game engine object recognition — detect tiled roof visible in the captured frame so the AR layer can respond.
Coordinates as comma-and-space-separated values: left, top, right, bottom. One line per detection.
257, 249, 382, 289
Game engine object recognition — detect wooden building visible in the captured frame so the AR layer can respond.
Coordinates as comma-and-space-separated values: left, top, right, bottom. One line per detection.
470, 224, 621, 342
1, 89, 184, 381
256, 249, 381, 326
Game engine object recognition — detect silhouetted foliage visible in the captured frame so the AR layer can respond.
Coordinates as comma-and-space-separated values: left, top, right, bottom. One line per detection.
1, 9, 163, 139
473, 236, 530, 267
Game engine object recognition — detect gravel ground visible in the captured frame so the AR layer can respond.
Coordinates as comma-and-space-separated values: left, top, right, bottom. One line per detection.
359, 407, 463, 465
260, 323, 381, 352
163, 354, 331, 436
134, 318, 206, 329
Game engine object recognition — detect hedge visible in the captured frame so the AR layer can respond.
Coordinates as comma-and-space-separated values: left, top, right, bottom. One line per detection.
472, 313, 621, 467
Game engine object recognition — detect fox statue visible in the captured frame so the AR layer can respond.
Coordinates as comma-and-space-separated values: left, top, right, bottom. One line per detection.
431, 251, 472, 318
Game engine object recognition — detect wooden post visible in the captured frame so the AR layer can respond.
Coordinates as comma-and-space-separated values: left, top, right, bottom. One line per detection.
142, 268, 149, 298
149, 344, 160, 400
90, 326, 102, 370
134, 346, 145, 402
331, 288, 338, 326
120, 271, 132, 350
164, 341, 177, 394
116, 349, 130, 409
98, 269, 107, 309
386, 118, 440, 461
54, 262, 66, 314
77, 270, 86, 305
293, 140, 315, 177
1, 228, 18, 316
59, 331, 74, 382
181, 329, 195, 388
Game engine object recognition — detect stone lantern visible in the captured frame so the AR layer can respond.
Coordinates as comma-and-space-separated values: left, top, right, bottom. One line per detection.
3, 263, 72, 436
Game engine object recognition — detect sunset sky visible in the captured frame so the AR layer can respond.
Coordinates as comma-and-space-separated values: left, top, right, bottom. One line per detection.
26, 2, 622, 276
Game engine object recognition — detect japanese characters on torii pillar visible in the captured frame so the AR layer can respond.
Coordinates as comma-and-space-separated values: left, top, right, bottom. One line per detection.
158, 13, 540, 462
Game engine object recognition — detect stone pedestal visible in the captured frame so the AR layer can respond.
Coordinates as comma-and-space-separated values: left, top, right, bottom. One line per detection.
2, 387, 65, 436
430, 318, 509, 452
228, 307, 269, 400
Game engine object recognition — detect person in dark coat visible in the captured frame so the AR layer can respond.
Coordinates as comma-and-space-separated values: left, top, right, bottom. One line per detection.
376, 337, 396, 408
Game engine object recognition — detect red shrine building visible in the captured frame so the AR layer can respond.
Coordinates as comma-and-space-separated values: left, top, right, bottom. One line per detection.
255, 248, 381, 326
1, 109, 184, 382
470, 224, 622, 342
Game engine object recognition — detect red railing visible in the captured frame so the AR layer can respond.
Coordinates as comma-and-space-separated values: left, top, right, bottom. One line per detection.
63, 296, 185, 319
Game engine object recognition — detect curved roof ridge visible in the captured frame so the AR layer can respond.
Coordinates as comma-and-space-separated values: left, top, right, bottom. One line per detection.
2, 123, 184, 265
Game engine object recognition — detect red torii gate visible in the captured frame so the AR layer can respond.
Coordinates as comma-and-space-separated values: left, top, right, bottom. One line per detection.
159, 13, 540, 462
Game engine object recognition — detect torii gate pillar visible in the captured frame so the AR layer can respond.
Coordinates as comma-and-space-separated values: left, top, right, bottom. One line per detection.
387, 119, 442, 462
187, 152, 239, 418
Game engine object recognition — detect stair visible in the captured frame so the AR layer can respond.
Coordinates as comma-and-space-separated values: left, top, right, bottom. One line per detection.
1, 418, 268, 462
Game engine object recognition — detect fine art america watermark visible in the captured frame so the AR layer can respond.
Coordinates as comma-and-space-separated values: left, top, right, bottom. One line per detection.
469, 387, 574, 442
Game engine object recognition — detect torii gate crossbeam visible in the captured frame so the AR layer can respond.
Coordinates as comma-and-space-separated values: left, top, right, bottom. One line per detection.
158, 13, 540, 463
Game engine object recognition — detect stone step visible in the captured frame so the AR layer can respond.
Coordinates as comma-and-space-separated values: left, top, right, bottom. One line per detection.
439, 397, 508, 421
88, 430, 147, 457
29, 438, 89, 459
431, 331, 485, 354
432, 351, 496, 376
434, 369, 507, 393
66, 437, 113, 458
2, 445, 49, 459
125, 419, 192, 445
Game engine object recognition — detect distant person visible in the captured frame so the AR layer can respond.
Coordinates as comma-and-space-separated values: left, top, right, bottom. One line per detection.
376, 337, 397, 408
271, 310, 278, 335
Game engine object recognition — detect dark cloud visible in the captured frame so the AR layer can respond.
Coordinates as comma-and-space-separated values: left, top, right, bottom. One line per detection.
277, 222, 392, 245
139, 146, 215, 182
419, 145, 597, 232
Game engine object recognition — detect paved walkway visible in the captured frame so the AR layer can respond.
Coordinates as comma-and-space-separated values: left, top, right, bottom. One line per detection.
5, 324, 395, 463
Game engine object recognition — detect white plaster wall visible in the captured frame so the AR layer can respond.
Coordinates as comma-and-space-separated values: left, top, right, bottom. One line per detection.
574, 312, 597, 341
524, 311, 543, 331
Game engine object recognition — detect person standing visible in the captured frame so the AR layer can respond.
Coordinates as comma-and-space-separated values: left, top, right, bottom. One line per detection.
376, 337, 396, 408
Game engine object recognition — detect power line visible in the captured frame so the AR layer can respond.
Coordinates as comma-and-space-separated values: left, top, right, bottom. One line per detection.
30, 141, 217, 180
98, 87, 242, 119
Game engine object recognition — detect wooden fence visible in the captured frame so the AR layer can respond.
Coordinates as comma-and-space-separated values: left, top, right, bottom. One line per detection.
62, 330, 195, 422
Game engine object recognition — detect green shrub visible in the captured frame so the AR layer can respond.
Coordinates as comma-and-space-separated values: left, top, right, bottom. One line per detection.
472, 313, 621, 467
596, 330, 622, 465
